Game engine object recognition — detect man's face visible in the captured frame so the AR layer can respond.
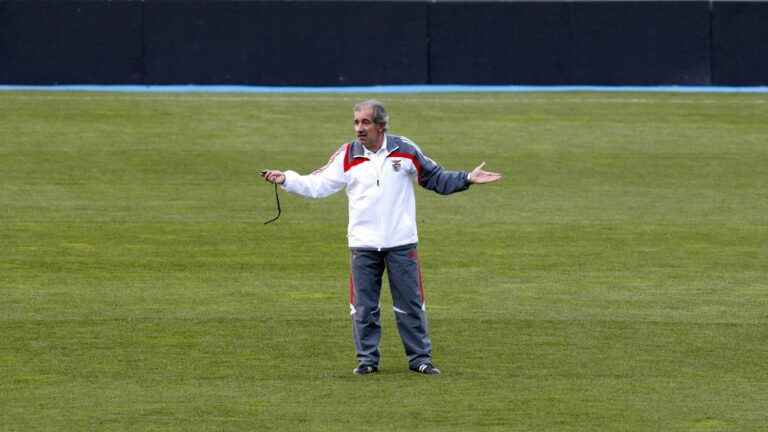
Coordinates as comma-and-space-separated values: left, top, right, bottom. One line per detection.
354, 107, 384, 149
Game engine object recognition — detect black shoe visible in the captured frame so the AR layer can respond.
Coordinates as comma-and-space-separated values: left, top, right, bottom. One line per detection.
411, 363, 441, 375
353, 365, 378, 375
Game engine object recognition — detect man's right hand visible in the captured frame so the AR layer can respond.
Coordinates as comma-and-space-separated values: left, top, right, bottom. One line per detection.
260, 170, 286, 185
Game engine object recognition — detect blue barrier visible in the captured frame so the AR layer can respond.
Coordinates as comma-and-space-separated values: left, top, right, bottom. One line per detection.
2, 84, 768, 94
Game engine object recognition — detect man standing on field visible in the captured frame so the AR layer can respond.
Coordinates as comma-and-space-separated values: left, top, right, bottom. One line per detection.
262, 100, 501, 375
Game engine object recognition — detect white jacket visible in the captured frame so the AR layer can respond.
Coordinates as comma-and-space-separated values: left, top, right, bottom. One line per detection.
282, 135, 470, 250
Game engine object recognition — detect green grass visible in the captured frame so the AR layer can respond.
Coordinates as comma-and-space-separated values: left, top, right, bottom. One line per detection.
1, 91, 767, 431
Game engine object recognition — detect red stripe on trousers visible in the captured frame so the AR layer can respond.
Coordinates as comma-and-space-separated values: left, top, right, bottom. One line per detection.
409, 249, 425, 304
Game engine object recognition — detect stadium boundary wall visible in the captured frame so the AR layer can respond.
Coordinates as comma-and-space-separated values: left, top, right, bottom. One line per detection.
0, 1, 766, 86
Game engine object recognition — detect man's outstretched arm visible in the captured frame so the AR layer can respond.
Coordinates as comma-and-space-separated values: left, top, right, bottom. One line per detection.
262, 145, 347, 199
416, 149, 502, 194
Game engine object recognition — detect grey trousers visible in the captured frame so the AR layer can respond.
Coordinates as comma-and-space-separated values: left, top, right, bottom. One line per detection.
349, 243, 432, 369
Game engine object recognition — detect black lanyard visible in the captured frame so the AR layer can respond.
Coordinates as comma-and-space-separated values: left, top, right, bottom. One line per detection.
264, 181, 281, 225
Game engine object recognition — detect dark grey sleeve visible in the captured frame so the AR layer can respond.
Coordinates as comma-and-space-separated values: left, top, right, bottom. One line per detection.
415, 150, 471, 195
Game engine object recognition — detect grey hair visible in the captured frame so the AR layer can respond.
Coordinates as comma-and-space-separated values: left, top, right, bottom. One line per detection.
354, 100, 389, 131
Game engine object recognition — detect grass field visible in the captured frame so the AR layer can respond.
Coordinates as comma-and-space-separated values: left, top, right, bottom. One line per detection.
1, 91, 767, 431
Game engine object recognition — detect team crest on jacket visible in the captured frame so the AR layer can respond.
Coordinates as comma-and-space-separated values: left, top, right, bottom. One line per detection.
391, 159, 402, 172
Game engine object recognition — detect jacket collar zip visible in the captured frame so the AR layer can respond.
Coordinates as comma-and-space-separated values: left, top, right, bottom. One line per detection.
353, 135, 394, 187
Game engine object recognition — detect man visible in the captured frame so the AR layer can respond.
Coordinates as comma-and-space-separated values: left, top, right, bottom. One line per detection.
262, 100, 501, 375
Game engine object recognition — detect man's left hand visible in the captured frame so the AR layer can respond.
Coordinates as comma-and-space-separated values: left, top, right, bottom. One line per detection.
469, 162, 502, 184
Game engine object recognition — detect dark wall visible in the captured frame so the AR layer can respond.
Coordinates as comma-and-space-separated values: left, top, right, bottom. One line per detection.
0, 1, 6, 83
570, 1, 711, 85
430, 2, 572, 85
0, 1, 142, 84
143, 1, 428, 85
430, 1, 712, 86
712, 1, 768, 85
1, 1, 766, 86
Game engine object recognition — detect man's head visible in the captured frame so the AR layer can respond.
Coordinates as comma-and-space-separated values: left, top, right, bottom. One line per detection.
353, 100, 388, 151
